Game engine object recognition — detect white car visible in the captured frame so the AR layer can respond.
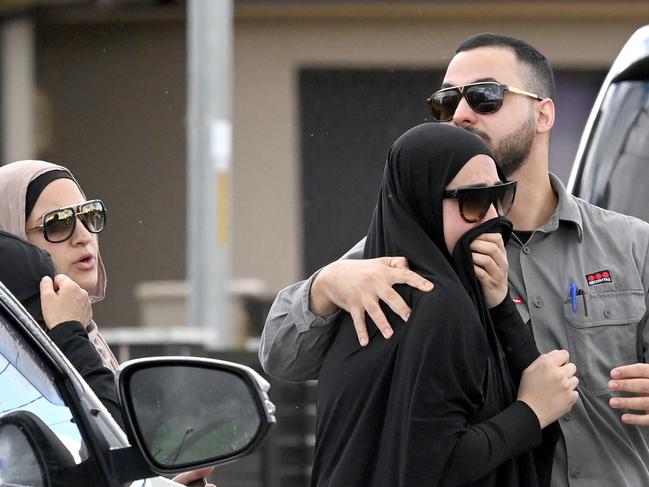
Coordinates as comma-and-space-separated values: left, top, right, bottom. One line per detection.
0, 280, 275, 487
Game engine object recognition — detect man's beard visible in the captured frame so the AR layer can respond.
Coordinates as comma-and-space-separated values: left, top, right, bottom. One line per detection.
460, 112, 536, 178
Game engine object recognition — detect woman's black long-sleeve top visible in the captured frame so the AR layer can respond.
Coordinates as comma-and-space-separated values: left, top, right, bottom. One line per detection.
47, 322, 125, 430
312, 287, 558, 487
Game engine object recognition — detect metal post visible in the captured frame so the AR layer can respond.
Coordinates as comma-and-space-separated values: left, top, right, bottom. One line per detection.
186, 0, 233, 345
1, 19, 35, 163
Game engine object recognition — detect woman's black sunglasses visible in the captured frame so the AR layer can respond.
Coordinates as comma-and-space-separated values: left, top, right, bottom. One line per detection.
27, 199, 107, 243
443, 180, 517, 223
426, 82, 543, 122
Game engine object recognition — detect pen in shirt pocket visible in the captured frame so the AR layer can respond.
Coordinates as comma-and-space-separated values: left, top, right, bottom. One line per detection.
569, 283, 578, 313
578, 287, 589, 316
569, 282, 588, 316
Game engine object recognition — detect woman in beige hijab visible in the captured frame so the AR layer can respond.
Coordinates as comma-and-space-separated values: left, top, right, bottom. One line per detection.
0, 160, 117, 370
0, 159, 217, 487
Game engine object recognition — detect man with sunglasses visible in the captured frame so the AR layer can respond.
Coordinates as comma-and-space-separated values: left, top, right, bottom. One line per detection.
261, 33, 649, 484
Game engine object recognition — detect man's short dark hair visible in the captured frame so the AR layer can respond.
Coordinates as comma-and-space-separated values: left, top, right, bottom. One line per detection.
456, 33, 555, 100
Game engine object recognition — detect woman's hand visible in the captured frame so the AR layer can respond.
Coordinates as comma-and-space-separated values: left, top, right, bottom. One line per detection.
40, 274, 92, 329
172, 466, 216, 486
470, 233, 509, 308
517, 350, 579, 428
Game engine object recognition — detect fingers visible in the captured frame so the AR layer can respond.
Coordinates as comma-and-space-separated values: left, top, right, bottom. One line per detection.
607, 368, 649, 424
611, 363, 649, 380
609, 395, 649, 411
470, 236, 508, 282
618, 413, 649, 426
53, 273, 73, 289
378, 287, 411, 322
564, 362, 577, 378
389, 267, 434, 292
471, 240, 508, 268
350, 308, 370, 347
53, 273, 83, 296
364, 301, 394, 340
544, 349, 570, 366
171, 466, 214, 485
39, 276, 55, 297
383, 256, 410, 269
609, 378, 649, 395
473, 232, 504, 246
472, 233, 506, 255
192, 466, 215, 477
471, 252, 503, 277
319, 257, 434, 346
473, 265, 486, 280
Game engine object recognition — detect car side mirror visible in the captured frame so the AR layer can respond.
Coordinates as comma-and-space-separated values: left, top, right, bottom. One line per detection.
116, 357, 275, 475
0, 410, 76, 486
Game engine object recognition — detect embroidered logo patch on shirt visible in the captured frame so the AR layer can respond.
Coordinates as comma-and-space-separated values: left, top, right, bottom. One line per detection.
512, 296, 525, 304
586, 270, 612, 286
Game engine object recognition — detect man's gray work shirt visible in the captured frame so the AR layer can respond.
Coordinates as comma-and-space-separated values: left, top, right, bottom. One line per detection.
259, 173, 649, 486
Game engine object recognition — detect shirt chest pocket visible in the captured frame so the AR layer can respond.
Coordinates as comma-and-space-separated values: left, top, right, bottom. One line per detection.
563, 290, 646, 396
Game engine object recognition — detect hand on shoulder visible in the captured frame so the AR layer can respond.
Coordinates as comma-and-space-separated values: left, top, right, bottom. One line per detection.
310, 257, 434, 346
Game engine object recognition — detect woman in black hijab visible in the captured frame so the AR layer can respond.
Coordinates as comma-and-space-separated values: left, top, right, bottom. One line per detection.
0, 230, 124, 428
311, 123, 577, 486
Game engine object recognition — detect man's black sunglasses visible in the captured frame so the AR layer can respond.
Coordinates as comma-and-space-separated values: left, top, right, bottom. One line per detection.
443, 180, 517, 223
426, 82, 543, 122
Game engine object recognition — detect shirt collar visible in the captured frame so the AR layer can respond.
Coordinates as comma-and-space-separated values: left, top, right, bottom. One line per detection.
537, 173, 583, 242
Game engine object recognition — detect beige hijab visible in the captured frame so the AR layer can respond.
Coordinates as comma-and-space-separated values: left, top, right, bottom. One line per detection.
0, 160, 118, 371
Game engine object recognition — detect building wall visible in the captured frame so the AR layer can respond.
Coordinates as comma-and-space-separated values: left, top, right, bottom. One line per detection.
31, 4, 649, 326
35, 19, 187, 326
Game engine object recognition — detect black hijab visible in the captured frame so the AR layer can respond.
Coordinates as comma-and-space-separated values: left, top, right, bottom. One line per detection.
313, 124, 548, 487
0, 230, 55, 329
363, 122, 513, 355
364, 122, 510, 290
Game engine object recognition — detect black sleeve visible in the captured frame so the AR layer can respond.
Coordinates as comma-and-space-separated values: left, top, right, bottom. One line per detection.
403, 290, 544, 486
489, 293, 540, 385
47, 322, 125, 430
489, 295, 561, 487
442, 400, 542, 484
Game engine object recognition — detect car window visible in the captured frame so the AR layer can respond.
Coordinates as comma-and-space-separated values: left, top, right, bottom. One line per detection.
0, 311, 86, 485
577, 80, 649, 221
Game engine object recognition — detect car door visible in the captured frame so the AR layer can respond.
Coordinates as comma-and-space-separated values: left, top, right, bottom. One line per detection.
0, 278, 275, 486
0, 295, 111, 486
0, 280, 186, 487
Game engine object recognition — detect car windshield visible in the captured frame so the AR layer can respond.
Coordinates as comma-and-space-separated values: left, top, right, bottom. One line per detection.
577, 80, 649, 221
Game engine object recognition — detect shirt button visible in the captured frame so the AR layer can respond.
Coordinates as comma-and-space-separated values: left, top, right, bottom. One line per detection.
533, 297, 543, 308
562, 414, 571, 422
522, 246, 531, 255
572, 468, 582, 479
603, 309, 613, 318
